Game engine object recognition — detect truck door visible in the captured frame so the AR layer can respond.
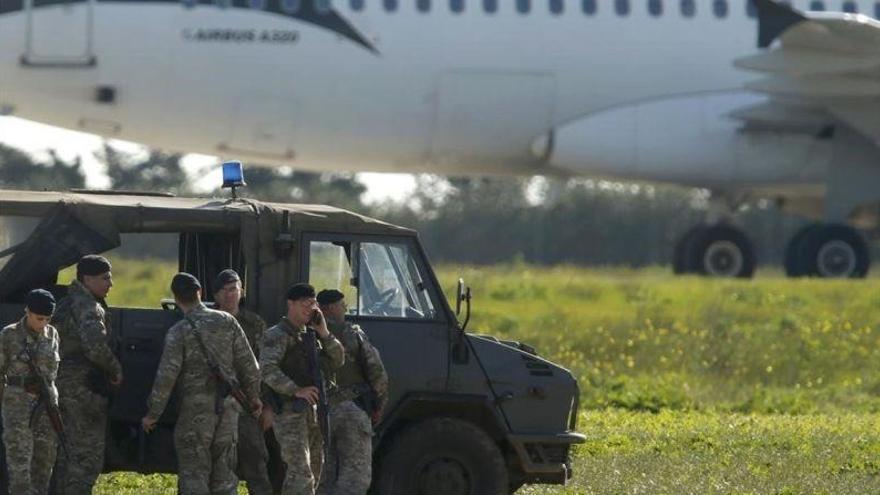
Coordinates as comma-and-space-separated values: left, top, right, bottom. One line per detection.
302, 235, 449, 409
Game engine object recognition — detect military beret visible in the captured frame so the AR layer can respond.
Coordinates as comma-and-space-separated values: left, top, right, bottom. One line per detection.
213, 269, 241, 292
26, 289, 55, 316
286, 283, 315, 301
316, 289, 345, 306
77, 255, 111, 277
171, 272, 202, 297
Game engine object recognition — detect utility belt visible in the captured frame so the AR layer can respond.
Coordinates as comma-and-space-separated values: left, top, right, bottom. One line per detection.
6, 375, 40, 393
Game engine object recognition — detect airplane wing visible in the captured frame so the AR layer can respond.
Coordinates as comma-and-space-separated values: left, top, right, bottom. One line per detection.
733, 0, 880, 143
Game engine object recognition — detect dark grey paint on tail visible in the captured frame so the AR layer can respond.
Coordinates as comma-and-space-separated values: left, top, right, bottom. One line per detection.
754, 0, 808, 48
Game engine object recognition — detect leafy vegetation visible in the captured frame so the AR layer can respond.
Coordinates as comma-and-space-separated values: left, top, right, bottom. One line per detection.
86, 260, 880, 493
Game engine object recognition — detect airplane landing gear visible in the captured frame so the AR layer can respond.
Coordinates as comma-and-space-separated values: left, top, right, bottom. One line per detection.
784, 223, 869, 278
673, 224, 756, 278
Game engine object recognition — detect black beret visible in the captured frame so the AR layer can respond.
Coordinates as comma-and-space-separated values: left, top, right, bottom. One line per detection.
286, 283, 315, 301
77, 255, 111, 277
171, 272, 201, 297
213, 269, 241, 292
26, 289, 56, 316
316, 289, 345, 306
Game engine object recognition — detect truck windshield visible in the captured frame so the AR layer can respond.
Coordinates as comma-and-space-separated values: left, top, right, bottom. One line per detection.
359, 242, 435, 319
307, 238, 437, 320
0, 215, 41, 272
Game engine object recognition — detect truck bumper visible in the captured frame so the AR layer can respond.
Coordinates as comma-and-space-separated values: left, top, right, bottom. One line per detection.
508, 431, 586, 484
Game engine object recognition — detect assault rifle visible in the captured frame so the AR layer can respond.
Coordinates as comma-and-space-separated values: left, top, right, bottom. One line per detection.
23, 340, 70, 458
296, 328, 331, 456
187, 318, 257, 417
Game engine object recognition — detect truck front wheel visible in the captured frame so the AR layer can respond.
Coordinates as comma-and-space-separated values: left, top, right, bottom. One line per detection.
376, 417, 508, 495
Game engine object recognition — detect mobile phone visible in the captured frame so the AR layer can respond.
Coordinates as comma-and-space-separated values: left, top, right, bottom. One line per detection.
309, 309, 322, 326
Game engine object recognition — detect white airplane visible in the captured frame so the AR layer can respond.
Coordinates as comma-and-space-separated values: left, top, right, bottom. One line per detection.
1, 0, 879, 278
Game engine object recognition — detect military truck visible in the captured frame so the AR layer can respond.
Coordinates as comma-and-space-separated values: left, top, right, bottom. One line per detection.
0, 188, 584, 494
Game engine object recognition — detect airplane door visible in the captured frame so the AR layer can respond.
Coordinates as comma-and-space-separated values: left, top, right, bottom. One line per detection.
22, 0, 95, 66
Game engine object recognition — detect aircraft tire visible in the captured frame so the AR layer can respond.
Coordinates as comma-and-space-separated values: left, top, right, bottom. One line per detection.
784, 224, 820, 277
790, 224, 869, 278
673, 226, 707, 274
684, 224, 756, 278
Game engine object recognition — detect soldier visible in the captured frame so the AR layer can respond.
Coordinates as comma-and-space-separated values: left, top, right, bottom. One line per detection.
0, 290, 60, 495
260, 283, 345, 495
316, 289, 389, 495
212, 269, 273, 495
141, 273, 262, 495
52, 255, 123, 495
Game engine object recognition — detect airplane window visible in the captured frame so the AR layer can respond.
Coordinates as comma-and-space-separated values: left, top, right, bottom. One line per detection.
350, 0, 364, 11
450, 0, 464, 13
843, 1, 857, 12
713, 0, 728, 17
616, 0, 630, 15
483, 0, 497, 13
550, 0, 564, 14
249, 0, 265, 9
417, 0, 430, 12
583, 0, 597, 14
516, 0, 530, 14
648, 0, 662, 16
182, 0, 197, 9
809, 0, 825, 9
314, 0, 331, 13
281, 0, 300, 13
746, 0, 756, 17
681, 0, 695, 17
875, 2, 880, 18
384, 0, 397, 12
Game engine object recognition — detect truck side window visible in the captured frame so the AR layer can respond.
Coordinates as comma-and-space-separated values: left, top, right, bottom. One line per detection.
358, 242, 436, 320
308, 241, 358, 315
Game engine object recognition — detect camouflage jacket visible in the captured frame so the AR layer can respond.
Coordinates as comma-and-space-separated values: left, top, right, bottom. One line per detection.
0, 317, 60, 404
328, 320, 389, 410
234, 308, 266, 359
260, 317, 344, 398
145, 303, 260, 420
52, 280, 122, 379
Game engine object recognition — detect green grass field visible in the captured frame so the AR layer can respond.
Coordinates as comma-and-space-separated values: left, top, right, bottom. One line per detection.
83, 259, 880, 494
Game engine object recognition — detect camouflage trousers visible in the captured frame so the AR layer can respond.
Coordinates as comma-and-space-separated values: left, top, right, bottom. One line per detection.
2, 386, 57, 495
235, 410, 272, 495
174, 395, 240, 495
274, 407, 323, 495
317, 400, 372, 495
54, 377, 107, 495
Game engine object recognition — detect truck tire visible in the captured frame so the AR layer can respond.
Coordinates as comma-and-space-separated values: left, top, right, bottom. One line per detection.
376, 417, 508, 495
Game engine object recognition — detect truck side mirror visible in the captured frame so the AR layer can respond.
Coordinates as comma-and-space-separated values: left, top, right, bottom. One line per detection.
455, 278, 472, 334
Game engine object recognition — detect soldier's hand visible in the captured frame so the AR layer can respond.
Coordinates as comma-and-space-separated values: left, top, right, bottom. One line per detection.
294, 386, 320, 405
259, 407, 275, 432
312, 307, 330, 338
110, 373, 123, 387
250, 398, 263, 418
142, 416, 157, 433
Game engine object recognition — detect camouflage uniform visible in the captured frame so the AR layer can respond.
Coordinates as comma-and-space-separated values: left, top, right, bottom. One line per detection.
51, 280, 122, 495
232, 308, 273, 495
260, 317, 344, 495
144, 303, 260, 495
0, 318, 60, 495
318, 321, 389, 495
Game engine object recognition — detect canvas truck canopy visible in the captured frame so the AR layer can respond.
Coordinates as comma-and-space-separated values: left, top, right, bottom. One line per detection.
0, 189, 414, 301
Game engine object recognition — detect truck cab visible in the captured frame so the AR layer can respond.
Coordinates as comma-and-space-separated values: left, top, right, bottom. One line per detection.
0, 189, 584, 494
